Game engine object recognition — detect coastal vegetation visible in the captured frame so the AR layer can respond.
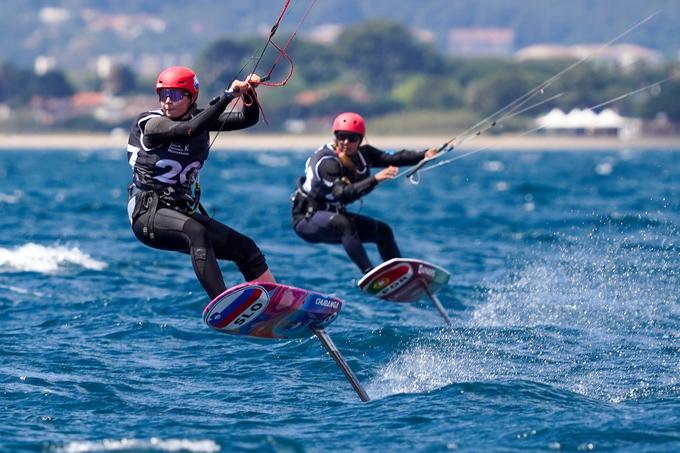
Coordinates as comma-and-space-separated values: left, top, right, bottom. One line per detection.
0, 19, 678, 134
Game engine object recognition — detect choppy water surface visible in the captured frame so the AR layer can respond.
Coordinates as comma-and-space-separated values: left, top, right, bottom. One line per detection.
0, 148, 678, 452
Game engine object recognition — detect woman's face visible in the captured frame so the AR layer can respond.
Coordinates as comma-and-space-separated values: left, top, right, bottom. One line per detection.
158, 88, 191, 119
334, 131, 362, 156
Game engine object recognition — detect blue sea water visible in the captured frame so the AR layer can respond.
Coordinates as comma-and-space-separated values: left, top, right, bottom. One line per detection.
0, 147, 678, 452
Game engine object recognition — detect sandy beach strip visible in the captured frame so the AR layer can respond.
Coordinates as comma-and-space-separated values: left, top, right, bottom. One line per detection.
0, 132, 678, 152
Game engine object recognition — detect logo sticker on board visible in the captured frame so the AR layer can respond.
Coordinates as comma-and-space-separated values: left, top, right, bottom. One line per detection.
205, 285, 270, 331
374, 277, 390, 290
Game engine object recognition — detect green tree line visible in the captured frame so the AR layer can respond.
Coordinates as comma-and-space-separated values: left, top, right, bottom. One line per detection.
1, 20, 678, 132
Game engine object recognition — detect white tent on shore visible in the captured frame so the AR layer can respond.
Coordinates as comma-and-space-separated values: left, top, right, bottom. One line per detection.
535, 108, 640, 138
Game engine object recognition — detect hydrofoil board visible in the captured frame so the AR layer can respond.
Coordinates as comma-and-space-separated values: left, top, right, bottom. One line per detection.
357, 258, 452, 326
203, 281, 369, 401
203, 281, 340, 339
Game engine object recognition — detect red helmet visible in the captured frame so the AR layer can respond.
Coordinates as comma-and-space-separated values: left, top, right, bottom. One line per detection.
332, 112, 366, 136
156, 66, 200, 102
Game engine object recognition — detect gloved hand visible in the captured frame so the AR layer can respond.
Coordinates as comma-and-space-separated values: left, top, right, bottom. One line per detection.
227, 73, 262, 97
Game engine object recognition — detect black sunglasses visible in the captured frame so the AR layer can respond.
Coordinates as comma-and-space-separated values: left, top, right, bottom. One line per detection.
335, 132, 362, 143
158, 88, 188, 102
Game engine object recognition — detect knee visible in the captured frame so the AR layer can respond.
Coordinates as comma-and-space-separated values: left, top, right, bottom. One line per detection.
329, 214, 355, 236
193, 247, 208, 261
376, 221, 395, 239
183, 221, 210, 248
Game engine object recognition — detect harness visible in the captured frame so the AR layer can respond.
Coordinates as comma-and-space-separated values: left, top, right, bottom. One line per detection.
292, 146, 364, 222
291, 179, 345, 223
128, 182, 206, 240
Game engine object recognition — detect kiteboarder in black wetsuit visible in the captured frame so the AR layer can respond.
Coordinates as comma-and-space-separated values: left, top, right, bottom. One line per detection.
127, 66, 275, 299
291, 112, 437, 274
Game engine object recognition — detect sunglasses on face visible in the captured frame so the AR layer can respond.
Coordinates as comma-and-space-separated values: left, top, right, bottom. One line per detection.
158, 88, 188, 102
335, 132, 362, 143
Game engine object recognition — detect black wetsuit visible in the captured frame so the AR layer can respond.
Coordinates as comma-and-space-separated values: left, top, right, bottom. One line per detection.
291, 143, 426, 273
127, 92, 267, 299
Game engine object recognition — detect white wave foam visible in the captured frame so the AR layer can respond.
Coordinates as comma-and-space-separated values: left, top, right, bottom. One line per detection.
0, 243, 107, 273
0, 283, 29, 294
482, 160, 505, 172
0, 189, 23, 204
255, 153, 291, 167
369, 332, 505, 398
470, 235, 677, 331
373, 344, 454, 396
56, 438, 220, 453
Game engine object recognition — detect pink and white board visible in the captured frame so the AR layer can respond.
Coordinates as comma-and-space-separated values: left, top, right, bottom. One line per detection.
203, 281, 341, 339
203, 281, 369, 401
357, 258, 450, 303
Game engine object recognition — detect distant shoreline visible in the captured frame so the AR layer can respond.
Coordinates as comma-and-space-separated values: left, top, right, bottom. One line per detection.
0, 132, 678, 152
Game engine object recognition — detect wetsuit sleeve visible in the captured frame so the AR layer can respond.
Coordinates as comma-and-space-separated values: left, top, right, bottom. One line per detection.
362, 144, 426, 167
317, 158, 378, 204
212, 90, 260, 131
142, 94, 233, 146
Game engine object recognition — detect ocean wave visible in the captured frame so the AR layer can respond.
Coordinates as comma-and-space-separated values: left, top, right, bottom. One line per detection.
254, 153, 291, 167
0, 243, 107, 273
470, 233, 679, 332
0, 189, 22, 204
368, 329, 507, 398
1, 150, 678, 451
54, 438, 220, 453
0, 283, 29, 294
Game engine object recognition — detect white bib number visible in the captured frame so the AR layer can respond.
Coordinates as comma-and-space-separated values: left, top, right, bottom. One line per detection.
154, 159, 202, 184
